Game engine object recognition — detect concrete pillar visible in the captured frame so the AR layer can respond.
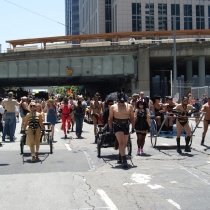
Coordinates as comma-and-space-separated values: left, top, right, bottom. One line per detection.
198, 56, 205, 86
186, 60, 193, 82
137, 48, 150, 96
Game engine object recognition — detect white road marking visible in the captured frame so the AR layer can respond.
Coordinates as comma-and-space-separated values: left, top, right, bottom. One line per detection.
207, 161, 210, 163
181, 167, 210, 186
147, 184, 164, 189
83, 151, 95, 170
167, 199, 181, 209
55, 128, 59, 132
97, 189, 118, 210
130, 173, 151, 184
64, 143, 72, 151
123, 183, 138, 186
70, 208, 110, 210
161, 143, 169, 146
170, 181, 178, 184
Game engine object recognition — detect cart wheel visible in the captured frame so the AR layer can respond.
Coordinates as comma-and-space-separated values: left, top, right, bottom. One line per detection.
97, 138, 102, 158
49, 136, 53, 154
20, 135, 26, 155
150, 119, 157, 148
127, 136, 132, 156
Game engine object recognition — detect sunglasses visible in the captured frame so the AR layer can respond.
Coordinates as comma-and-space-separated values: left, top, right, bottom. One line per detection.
30, 105, 36, 108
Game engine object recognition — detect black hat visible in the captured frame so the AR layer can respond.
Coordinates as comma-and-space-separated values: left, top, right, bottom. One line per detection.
136, 99, 146, 107
152, 95, 161, 103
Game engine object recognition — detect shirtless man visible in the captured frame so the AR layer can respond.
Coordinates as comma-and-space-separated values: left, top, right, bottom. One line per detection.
201, 97, 210, 145
109, 90, 135, 168
90, 93, 104, 143
173, 97, 196, 153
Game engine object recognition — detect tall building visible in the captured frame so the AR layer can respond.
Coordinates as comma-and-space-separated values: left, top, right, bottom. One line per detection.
79, 0, 210, 35
65, 0, 79, 35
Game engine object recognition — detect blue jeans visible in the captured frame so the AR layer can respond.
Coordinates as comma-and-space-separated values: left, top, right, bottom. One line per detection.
3, 113, 16, 141
74, 113, 84, 136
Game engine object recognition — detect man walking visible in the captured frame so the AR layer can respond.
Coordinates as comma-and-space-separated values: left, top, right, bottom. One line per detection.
2, 92, 19, 142
0, 97, 4, 146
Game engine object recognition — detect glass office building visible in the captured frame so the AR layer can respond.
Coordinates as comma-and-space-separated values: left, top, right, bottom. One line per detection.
78, 0, 210, 34
65, 0, 79, 35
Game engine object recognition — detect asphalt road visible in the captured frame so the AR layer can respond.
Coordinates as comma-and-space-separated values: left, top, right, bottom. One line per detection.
0, 118, 210, 210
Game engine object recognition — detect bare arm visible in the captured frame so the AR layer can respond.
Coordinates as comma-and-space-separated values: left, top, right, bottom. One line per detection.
129, 105, 135, 129
108, 106, 114, 129
146, 108, 150, 125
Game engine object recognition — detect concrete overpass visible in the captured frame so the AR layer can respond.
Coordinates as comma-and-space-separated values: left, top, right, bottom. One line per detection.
0, 41, 210, 96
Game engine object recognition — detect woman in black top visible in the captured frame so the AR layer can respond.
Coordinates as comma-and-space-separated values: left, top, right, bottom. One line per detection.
134, 100, 150, 155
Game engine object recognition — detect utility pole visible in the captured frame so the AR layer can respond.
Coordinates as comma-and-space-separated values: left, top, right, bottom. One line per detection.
173, 15, 177, 96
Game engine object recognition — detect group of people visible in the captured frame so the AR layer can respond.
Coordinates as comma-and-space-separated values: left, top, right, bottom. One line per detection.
1, 90, 210, 166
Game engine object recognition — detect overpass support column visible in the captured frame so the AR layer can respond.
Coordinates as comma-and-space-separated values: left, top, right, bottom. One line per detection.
137, 48, 150, 96
186, 60, 193, 82
198, 56, 205, 86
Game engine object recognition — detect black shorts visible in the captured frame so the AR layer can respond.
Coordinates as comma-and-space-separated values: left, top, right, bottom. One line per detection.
113, 124, 129, 135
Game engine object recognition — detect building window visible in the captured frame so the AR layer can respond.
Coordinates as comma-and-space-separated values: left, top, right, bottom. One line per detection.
184, 5, 192, 29
171, 4, 180, 30
105, 0, 112, 33
132, 3, 141, 31
158, 4, 167, 30
196, 5, 205, 29
145, 4, 154, 31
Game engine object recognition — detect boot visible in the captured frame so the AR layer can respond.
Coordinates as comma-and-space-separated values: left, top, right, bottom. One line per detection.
201, 136, 205, 145
65, 134, 67, 139
31, 156, 36, 162
176, 138, 182, 153
94, 135, 97, 144
185, 136, 191, 152
117, 153, 122, 164
122, 156, 128, 168
35, 152, 39, 159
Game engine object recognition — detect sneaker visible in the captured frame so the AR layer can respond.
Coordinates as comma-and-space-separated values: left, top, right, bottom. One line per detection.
67, 130, 70, 134
185, 146, 191, 152
177, 148, 182, 153
136, 151, 140, 156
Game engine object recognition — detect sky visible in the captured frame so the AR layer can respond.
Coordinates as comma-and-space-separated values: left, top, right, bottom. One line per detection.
0, 0, 65, 52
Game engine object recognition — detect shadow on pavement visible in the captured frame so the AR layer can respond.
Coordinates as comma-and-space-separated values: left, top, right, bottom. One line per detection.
22, 152, 50, 164
0, 164, 9, 166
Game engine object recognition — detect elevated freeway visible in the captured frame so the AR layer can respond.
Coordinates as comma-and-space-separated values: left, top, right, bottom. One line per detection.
1, 32, 210, 95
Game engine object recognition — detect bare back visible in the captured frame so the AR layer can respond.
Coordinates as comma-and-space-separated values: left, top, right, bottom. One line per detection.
201, 103, 210, 120
109, 103, 133, 119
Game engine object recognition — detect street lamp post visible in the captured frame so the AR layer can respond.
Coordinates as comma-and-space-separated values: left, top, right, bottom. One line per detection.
173, 15, 177, 96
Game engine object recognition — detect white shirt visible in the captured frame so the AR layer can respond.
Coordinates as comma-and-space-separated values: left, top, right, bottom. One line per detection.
0, 105, 4, 114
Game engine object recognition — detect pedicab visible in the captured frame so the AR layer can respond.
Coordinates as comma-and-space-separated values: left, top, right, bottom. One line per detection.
20, 122, 53, 155
150, 111, 204, 148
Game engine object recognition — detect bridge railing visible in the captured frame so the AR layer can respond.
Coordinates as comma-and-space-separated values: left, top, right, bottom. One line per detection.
2, 38, 210, 53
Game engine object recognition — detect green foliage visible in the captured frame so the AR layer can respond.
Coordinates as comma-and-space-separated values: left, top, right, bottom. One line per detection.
53, 86, 79, 95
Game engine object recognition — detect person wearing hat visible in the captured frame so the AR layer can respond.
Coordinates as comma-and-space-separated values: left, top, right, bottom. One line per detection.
134, 100, 150, 155
172, 97, 196, 153
43, 98, 57, 140
2, 92, 19, 142
73, 95, 86, 138
23, 102, 44, 162
151, 95, 165, 132
60, 96, 71, 138
130, 93, 139, 112
90, 93, 104, 143
164, 96, 177, 134
109, 89, 135, 168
